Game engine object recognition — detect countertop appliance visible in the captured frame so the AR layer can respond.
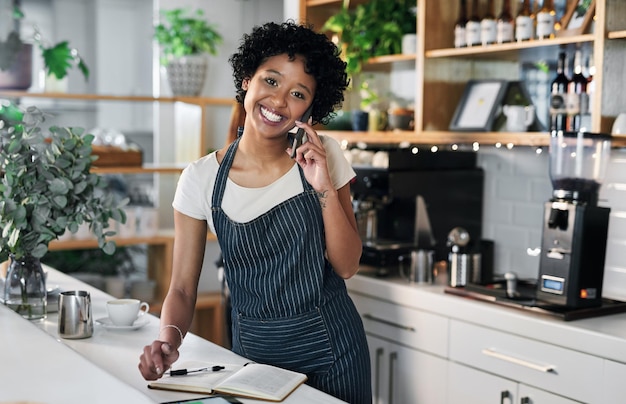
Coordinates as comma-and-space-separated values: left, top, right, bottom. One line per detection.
537, 131, 612, 308
351, 149, 484, 275
444, 132, 624, 320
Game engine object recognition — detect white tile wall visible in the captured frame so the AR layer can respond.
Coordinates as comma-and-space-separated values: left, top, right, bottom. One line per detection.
478, 146, 626, 301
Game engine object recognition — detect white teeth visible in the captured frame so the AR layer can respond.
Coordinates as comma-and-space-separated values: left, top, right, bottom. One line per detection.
261, 106, 282, 123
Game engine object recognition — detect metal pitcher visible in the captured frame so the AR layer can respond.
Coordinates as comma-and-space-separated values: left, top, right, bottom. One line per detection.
58, 290, 93, 339
398, 249, 434, 284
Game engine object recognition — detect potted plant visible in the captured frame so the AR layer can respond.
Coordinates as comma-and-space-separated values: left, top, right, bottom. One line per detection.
0, 1, 89, 92
0, 102, 126, 320
154, 8, 223, 96
0, 2, 31, 90
352, 76, 380, 131
34, 26, 90, 92
322, 0, 415, 76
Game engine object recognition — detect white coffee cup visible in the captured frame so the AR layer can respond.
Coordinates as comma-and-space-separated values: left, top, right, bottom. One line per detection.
106, 298, 150, 326
612, 113, 626, 135
503, 105, 535, 132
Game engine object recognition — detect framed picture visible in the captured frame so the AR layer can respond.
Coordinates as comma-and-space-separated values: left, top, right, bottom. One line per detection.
558, 0, 596, 37
449, 80, 508, 132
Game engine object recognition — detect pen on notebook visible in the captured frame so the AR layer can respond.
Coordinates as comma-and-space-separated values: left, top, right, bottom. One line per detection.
169, 365, 225, 376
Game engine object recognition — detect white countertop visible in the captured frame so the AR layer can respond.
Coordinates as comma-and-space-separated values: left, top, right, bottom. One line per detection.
346, 268, 626, 364
1, 267, 345, 404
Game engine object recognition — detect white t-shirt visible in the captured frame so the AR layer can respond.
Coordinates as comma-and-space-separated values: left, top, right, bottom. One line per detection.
172, 135, 356, 234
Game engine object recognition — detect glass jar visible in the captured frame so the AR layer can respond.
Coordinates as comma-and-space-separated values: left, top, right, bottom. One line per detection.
3, 254, 47, 320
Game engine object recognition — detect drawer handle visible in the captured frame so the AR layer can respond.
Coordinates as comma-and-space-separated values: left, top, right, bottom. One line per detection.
482, 348, 556, 373
363, 313, 416, 332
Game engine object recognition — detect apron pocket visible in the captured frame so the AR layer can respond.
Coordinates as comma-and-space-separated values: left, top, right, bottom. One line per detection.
238, 308, 335, 374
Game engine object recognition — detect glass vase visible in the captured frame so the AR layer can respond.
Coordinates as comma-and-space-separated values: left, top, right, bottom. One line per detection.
3, 254, 47, 320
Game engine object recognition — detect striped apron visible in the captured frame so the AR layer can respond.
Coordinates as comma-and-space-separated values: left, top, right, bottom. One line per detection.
211, 137, 371, 403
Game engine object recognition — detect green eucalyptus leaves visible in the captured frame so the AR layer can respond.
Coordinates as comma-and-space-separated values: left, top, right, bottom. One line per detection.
0, 103, 126, 261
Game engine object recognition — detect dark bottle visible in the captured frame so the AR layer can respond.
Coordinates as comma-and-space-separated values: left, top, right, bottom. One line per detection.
584, 53, 595, 130
566, 48, 588, 132
550, 51, 570, 132
466, 0, 481, 47
454, 0, 468, 48
481, 0, 497, 45
515, 0, 533, 42
497, 0, 514, 43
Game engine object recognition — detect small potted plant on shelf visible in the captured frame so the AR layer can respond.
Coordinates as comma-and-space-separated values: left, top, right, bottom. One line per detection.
34, 26, 90, 92
352, 76, 382, 131
0, 2, 31, 90
322, 0, 415, 76
0, 102, 126, 320
154, 7, 223, 96
0, 1, 89, 92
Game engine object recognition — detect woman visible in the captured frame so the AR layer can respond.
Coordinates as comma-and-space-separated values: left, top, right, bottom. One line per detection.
139, 21, 371, 403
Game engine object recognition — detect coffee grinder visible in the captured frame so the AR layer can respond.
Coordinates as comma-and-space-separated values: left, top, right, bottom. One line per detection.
537, 131, 612, 308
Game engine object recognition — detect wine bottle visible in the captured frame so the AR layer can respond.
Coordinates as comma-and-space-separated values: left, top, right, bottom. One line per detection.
585, 52, 595, 128
481, 0, 497, 46
535, 0, 555, 39
515, 0, 533, 42
566, 48, 588, 132
466, 0, 481, 47
454, 0, 468, 48
550, 51, 570, 132
497, 0, 514, 44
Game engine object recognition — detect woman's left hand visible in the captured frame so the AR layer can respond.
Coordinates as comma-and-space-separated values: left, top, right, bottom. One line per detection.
289, 120, 333, 192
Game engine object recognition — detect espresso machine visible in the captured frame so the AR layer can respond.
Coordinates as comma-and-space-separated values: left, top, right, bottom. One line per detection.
351, 149, 485, 275
537, 131, 612, 308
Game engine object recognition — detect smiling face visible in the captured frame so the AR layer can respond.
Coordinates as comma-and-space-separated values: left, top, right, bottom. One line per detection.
242, 53, 317, 139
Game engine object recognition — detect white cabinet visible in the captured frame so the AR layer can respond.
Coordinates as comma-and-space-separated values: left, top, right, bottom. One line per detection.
350, 291, 448, 404
368, 334, 447, 404
518, 384, 581, 404
448, 362, 581, 404
447, 361, 517, 404
449, 320, 602, 403
602, 359, 626, 403
346, 274, 626, 404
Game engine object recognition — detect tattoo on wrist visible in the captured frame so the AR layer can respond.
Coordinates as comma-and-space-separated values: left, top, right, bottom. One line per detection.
316, 190, 328, 208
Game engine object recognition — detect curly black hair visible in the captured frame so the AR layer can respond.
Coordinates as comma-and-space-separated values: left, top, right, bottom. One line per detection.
229, 21, 349, 125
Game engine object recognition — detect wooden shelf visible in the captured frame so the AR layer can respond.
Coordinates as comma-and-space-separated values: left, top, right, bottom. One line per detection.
91, 164, 187, 175
0, 90, 235, 107
426, 34, 595, 60
306, 0, 369, 7
608, 30, 626, 39
49, 231, 217, 251
322, 130, 626, 148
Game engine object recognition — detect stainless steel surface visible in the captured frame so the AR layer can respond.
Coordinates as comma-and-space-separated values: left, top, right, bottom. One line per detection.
398, 249, 434, 284
58, 290, 93, 339
448, 252, 481, 287
447, 227, 470, 248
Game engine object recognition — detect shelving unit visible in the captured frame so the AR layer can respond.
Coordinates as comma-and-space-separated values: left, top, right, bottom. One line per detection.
303, 0, 626, 149
0, 91, 235, 159
0, 89, 231, 344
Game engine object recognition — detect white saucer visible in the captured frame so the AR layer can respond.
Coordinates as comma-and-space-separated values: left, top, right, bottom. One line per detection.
96, 316, 149, 331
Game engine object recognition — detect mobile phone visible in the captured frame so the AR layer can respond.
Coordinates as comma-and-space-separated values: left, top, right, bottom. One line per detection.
290, 104, 314, 159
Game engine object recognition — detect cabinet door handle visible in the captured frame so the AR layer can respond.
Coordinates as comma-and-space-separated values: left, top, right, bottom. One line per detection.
389, 351, 398, 404
500, 390, 512, 404
520, 397, 530, 404
482, 348, 556, 373
363, 313, 416, 332
374, 347, 383, 404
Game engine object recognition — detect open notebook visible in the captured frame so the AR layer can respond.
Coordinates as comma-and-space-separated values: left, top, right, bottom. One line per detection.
148, 361, 307, 402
